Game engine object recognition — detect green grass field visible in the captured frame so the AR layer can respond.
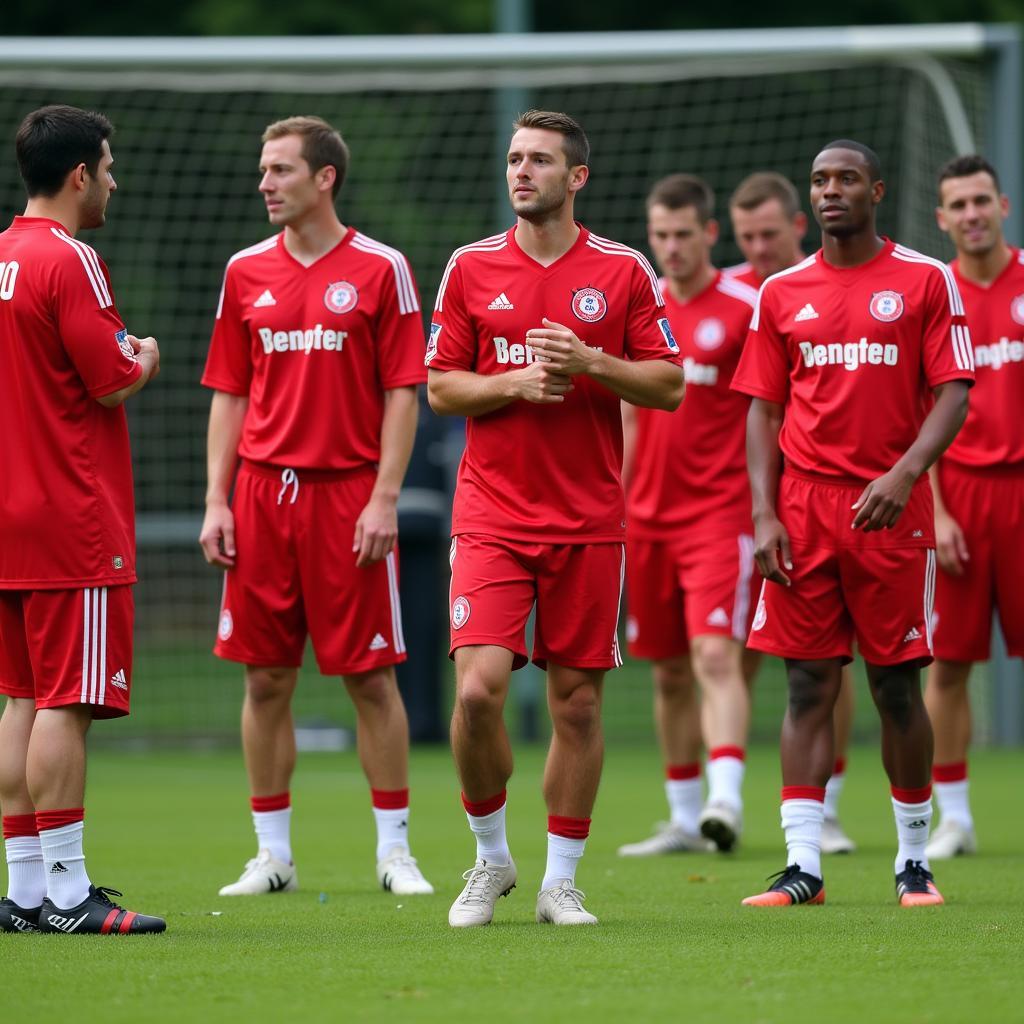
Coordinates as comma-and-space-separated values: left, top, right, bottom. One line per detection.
2, 744, 1021, 1022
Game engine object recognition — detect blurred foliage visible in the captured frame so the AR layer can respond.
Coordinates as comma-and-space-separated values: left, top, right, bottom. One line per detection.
2, 0, 1023, 35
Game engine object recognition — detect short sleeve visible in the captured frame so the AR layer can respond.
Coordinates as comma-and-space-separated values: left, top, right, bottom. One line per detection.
201, 263, 252, 395
921, 267, 975, 389
426, 259, 477, 372
375, 257, 427, 389
731, 283, 789, 403
623, 260, 681, 364
53, 249, 141, 399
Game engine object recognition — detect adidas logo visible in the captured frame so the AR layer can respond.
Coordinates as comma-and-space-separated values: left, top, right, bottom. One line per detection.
267, 874, 288, 893
903, 627, 923, 642
487, 292, 514, 310
253, 289, 277, 308
110, 668, 128, 690
706, 607, 730, 627
795, 303, 819, 322
369, 633, 389, 652
50, 861, 69, 874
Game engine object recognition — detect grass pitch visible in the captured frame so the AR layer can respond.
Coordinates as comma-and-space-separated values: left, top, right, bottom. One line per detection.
1, 744, 1022, 1023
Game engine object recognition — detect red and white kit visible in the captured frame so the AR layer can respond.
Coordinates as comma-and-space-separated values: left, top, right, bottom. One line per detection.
932, 248, 1024, 661
722, 262, 762, 291
0, 216, 141, 717
202, 228, 425, 672
732, 239, 975, 665
626, 272, 759, 660
429, 225, 681, 668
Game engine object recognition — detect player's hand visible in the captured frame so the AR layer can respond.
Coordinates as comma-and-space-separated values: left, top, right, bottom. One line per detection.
525, 319, 595, 376
199, 500, 236, 569
132, 335, 161, 381
851, 468, 915, 532
511, 360, 574, 404
935, 508, 969, 576
753, 513, 793, 586
353, 493, 398, 568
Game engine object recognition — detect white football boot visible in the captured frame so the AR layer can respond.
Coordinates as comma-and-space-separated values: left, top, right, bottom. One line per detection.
376, 846, 435, 895
617, 821, 712, 856
820, 817, 857, 855
699, 801, 743, 852
218, 849, 297, 896
925, 819, 977, 860
448, 858, 517, 927
536, 880, 598, 925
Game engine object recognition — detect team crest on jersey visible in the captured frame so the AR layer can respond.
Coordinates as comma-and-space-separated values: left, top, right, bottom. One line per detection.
451, 595, 471, 630
751, 597, 767, 632
324, 281, 358, 315
571, 287, 607, 323
218, 609, 234, 642
114, 328, 135, 361
694, 317, 725, 351
426, 322, 441, 365
1011, 294, 1024, 326
869, 291, 904, 323
657, 317, 679, 353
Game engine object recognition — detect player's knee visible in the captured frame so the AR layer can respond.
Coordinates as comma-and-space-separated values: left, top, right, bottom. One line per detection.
551, 684, 600, 739
344, 667, 398, 709
691, 638, 740, 687
786, 664, 832, 719
455, 675, 505, 729
653, 661, 693, 699
245, 667, 295, 705
872, 672, 919, 728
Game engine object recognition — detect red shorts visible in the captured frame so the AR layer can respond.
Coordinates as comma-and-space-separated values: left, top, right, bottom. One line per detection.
215, 461, 407, 676
747, 471, 936, 666
933, 461, 1024, 662
625, 532, 757, 660
0, 586, 133, 718
448, 534, 625, 671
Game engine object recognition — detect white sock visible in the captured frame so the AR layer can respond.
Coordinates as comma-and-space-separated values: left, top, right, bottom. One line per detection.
707, 754, 745, 811
373, 806, 410, 861
467, 804, 510, 866
934, 780, 973, 831
253, 807, 292, 864
665, 777, 702, 834
39, 821, 91, 910
781, 799, 824, 880
892, 796, 932, 874
824, 771, 845, 820
541, 833, 586, 890
4, 835, 45, 909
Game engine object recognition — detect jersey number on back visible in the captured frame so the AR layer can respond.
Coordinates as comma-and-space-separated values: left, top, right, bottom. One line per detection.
0, 261, 19, 301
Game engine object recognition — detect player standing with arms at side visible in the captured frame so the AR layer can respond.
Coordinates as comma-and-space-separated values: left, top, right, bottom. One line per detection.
925, 155, 1024, 859
733, 141, 974, 908
727, 172, 858, 855
0, 106, 163, 934
617, 175, 759, 857
428, 110, 683, 927
200, 116, 433, 898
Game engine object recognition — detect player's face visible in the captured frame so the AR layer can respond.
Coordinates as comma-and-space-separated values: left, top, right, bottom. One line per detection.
810, 150, 883, 238
936, 171, 1009, 257
259, 135, 327, 226
506, 128, 587, 223
730, 198, 806, 279
80, 140, 116, 230
647, 204, 716, 284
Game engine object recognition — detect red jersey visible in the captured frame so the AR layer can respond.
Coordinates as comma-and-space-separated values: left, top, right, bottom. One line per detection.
0, 216, 141, 589
628, 271, 757, 540
944, 247, 1024, 468
722, 262, 761, 290
429, 225, 681, 543
202, 228, 425, 470
732, 239, 975, 482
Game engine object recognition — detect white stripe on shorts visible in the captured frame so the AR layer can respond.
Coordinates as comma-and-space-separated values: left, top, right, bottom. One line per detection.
924, 549, 936, 651
81, 588, 91, 703
613, 544, 626, 667
385, 551, 406, 654
732, 534, 755, 641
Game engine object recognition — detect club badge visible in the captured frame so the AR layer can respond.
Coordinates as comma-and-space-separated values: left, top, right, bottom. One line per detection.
452, 596, 471, 630
218, 609, 234, 642
324, 281, 358, 315
694, 317, 725, 351
869, 290, 904, 323
571, 287, 607, 323
1011, 294, 1024, 326
751, 597, 767, 632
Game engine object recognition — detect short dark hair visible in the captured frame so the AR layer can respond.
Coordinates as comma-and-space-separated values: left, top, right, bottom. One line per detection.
730, 172, 801, 219
15, 105, 113, 198
937, 154, 1001, 198
646, 173, 715, 223
817, 139, 882, 182
262, 115, 350, 198
512, 110, 590, 169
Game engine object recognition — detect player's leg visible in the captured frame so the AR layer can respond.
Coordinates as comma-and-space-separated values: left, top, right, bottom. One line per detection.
822, 665, 857, 854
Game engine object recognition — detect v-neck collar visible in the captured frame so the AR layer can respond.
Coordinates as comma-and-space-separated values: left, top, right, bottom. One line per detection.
505, 222, 589, 276
951, 246, 1019, 293
278, 225, 355, 271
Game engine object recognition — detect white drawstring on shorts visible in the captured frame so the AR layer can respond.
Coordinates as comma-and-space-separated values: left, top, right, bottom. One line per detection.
277, 467, 299, 505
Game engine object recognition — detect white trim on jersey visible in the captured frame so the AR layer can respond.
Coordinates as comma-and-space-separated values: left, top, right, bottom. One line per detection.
585, 232, 664, 306
385, 551, 407, 655
1018, 249, 1024, 266
723, 261, 752, 278
950, 323, 975, 372
215, 235, 280, 319
749, 254, 817, 330
924, 549, 936, 651
351, 232, 420, 315
612, 544, 626, 667
51, 229, 112, 309
80, 587, 108, 706
731, 534, 755, 642
892, 243, 965, 316
434, 233, 508, 313
716, 274, 758, 308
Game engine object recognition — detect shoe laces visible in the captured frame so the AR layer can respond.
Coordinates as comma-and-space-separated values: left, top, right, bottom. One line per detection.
92, 886, 125, 909
386, 851, 424, 877
765, 864, 804, 889
457, 863, 504, 906
900, 859, 934, 882
546, 881, 588, 910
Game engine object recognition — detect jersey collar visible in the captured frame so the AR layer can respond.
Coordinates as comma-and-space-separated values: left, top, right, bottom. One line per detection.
950, 246, 1020, 293
278, 224, 355, 271
10, 215, 72, 233
815, 236, 895, 278
505, 221, 589, 275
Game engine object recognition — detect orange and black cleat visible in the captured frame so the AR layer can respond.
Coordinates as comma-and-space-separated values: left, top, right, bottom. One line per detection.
895, 860, 944, 907
742, 864, 825, 907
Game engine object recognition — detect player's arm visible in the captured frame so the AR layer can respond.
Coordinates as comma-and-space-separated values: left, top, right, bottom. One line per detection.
96, 335, 161, 407
852, 381, 970, 532
427, 363, 574, 417
747, 397, 792, 586
353, 386, 418, 568
621, 402, 638, 487
928, 463, 969, 575
199, 390, 248, 569
526, 318, 683, 410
